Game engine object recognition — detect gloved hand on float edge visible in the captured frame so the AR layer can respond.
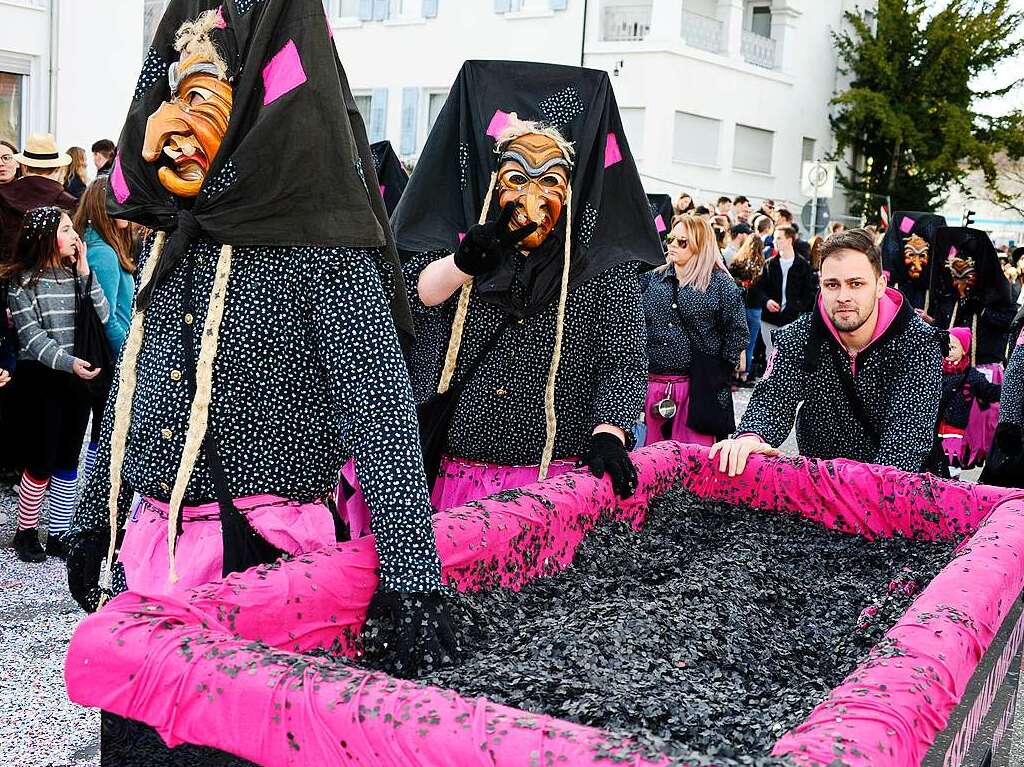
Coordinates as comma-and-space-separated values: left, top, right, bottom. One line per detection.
454, 201, 537, 277
582, 432, 639, 499
361, 589, 460, 677
66, 526, 114, 613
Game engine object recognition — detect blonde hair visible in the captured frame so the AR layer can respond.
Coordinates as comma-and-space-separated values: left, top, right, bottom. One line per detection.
175, 9, 228, 79
663, 215, 727, 292
494, 113, 576, 164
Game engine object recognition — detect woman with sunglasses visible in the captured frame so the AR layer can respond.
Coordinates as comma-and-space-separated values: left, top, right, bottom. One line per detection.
639, 215, 748, 446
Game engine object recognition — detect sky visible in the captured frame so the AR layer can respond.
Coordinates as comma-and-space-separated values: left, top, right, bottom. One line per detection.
971, 0, 1024, 117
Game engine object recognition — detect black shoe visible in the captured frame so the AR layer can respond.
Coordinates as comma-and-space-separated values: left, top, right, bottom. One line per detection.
12, 528, 46, 563
45, 534, 68, 560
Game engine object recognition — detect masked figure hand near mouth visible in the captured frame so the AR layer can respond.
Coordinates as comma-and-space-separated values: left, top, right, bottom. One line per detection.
382, 62, 664, 516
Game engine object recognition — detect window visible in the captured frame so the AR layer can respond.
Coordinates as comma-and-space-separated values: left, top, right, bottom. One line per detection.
144, 0, 170, 53
673, 112, 720, 166
427, 91, 448, 132
324, 0, 361, 17
354, 94, 373, 126
0, 72, 24, 147
802, 137, 816, 163
750, 6, 771, 37
619, 107, 645, 160
733, 124, 774, 174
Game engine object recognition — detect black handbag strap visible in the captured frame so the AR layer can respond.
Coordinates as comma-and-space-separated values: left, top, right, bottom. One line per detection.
832, 350, 881, 448
180, 253, 235, 512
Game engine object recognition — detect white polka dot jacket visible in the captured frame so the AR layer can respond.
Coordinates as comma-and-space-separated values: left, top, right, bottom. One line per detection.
738, 290, 944, 473
71, 239, 442, 593
639, 268, 749, 374
1000, 339, 1024, 427
404, 253, 648, 465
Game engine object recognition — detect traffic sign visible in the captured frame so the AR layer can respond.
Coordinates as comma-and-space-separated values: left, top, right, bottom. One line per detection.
801, 161, 836, 199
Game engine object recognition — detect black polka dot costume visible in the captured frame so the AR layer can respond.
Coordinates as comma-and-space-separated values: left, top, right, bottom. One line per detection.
639, 268, 749, 373
738, 291, 944, 473
72, 238, 441, 593
1000, 335, 1024, 427
405, 255, 648, 464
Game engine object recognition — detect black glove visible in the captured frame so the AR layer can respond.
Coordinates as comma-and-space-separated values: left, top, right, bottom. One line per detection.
995, 421, 1023, 455
360, 590, 460, 677
453, 201, 537, 276
66, 527, 115, 613
581, 432, 638, 499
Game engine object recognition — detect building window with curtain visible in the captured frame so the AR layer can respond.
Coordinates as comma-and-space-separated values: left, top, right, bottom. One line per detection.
427, 90, 448, 133
673, 111, 721, 167
0, 72, 24, 147
324, 0, 362, 18
733, 123, 774, 174
353, 93, 373, 126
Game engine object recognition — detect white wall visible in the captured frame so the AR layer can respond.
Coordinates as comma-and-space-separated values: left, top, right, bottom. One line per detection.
54, 0, 142, 172
0, 0, 142, 175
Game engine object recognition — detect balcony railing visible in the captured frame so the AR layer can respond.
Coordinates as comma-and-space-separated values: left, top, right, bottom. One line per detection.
602, 4, 652, 41
741, 30, 776, 69
681, 9, 723, 53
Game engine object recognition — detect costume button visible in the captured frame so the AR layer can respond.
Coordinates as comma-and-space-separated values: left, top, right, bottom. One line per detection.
170, 369, 182, 382
159, 482, 170, 493
161, 428, 173, 440
516, 319, 525, 325
672, 303, 678, 309
495, 387, 507, 396
184, 313, 194, 325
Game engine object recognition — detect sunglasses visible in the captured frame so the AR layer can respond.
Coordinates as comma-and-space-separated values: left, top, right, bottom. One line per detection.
665, 235, 689, 248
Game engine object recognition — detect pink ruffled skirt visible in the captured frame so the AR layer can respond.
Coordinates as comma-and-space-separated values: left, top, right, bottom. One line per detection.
118, 494, 338, 596
642, 373, 715, 447
963, 363, 1003, 466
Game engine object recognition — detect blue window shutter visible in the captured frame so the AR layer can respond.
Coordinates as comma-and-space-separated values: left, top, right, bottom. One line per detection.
494, 0, 511, 12
422, 0, 438, 18
369, 88, 388, 142
400, 87, 421, 155
372, 0, 388, 21
358, 0, 373, 20
550, 0, 568, 9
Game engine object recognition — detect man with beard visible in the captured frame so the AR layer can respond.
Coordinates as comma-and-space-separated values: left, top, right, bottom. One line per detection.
711, 228, 944, 476
65, 6, 452, 762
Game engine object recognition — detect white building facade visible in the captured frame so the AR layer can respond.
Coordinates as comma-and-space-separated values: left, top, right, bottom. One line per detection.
1, 0, 871, 218
330, 0, 874, 222
0, 0, 145, 174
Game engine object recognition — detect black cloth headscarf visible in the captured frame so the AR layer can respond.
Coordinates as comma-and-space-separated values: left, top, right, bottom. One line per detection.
880, 211, 946, 309
931, 226, 1010, 313
107, 0, 413, 337
371, 140, 409, 218
391, 60, 663, 319
647, 194, 674, 239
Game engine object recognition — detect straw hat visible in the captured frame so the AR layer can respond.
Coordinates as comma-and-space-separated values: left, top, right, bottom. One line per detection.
13, 133, 71, 169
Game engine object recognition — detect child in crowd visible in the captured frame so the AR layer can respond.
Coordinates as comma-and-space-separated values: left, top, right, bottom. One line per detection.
5, 206, 108, 562
937, 327, 1001, 478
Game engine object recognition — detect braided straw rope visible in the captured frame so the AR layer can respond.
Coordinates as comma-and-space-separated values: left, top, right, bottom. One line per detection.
437, 172, 498, 395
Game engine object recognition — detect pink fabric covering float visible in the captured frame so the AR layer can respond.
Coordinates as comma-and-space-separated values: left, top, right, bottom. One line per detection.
66, 443, 1024, 767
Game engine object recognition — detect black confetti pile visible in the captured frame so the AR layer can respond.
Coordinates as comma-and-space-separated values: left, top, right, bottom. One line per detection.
414, 490, 958, 766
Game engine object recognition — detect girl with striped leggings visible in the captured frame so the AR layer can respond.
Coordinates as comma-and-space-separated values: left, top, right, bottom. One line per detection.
5, 206, 108, 562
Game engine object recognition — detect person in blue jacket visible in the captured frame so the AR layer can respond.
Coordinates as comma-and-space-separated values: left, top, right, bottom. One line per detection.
73, 177, 134, 483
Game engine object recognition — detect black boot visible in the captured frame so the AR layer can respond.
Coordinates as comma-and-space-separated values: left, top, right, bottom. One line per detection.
13, 528, 46, 563
45, 534, 68, 560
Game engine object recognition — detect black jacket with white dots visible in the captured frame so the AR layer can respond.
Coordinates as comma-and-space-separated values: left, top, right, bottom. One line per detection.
738, 289, 944, 473
404, 254, 648, 465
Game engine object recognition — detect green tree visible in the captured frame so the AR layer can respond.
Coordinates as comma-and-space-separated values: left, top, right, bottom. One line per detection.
830, 0, 1024, 219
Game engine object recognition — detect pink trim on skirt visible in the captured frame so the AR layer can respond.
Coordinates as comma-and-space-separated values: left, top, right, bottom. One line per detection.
66, 444, 1023, 767
642, 373, 715, 447
431, 455, 578, 510
117, 494, 337, 596
336, 459, 371, 539
962, 363, 1003, 466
